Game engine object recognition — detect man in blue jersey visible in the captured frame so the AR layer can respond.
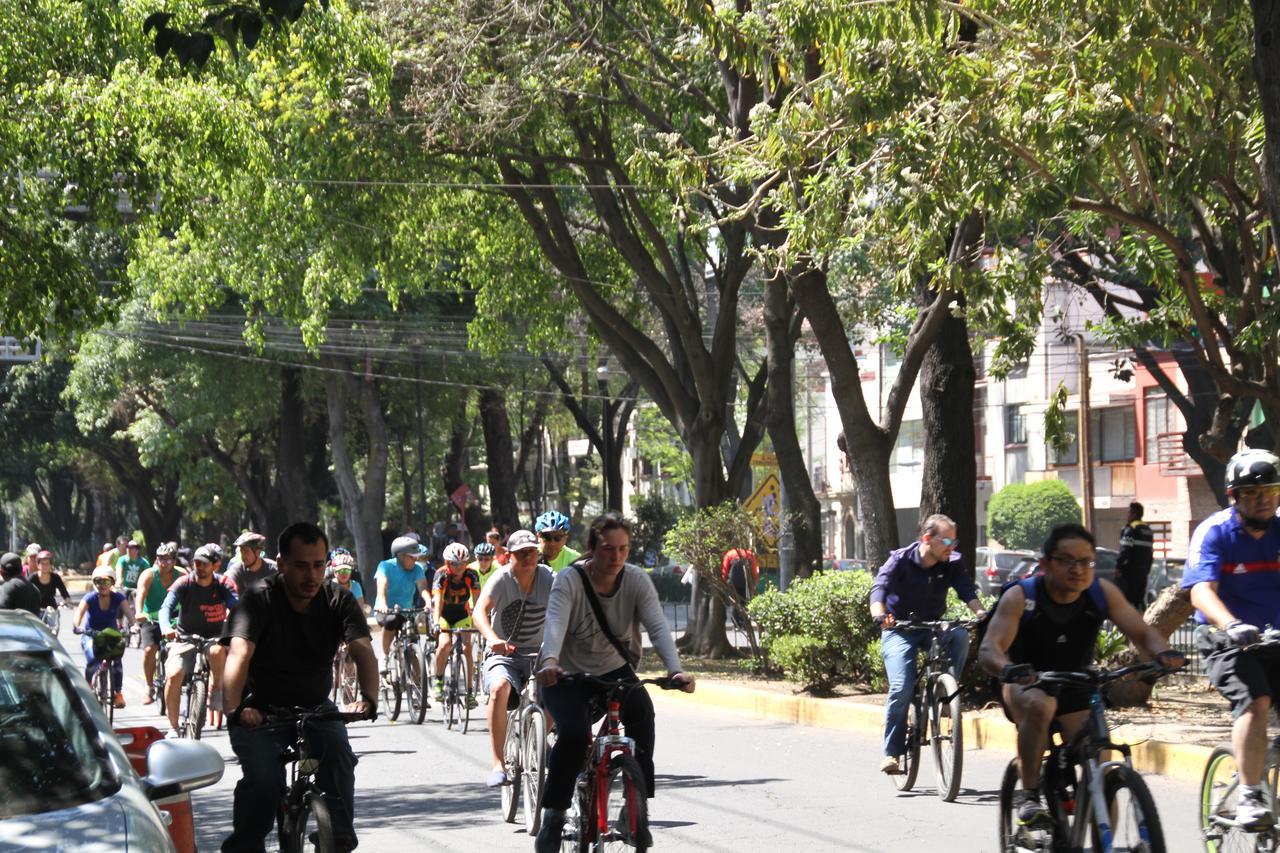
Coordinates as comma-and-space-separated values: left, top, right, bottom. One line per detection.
1185, 448, 1280, 828
373, 535, 431, 674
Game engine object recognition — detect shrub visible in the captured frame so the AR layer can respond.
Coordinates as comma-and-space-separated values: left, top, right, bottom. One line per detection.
768, 635, 840, 692
987, 479, 1081, 551
647, 572, 691, 603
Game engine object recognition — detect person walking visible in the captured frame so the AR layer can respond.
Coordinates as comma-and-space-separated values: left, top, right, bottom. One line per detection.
1115, 501, 1155, 611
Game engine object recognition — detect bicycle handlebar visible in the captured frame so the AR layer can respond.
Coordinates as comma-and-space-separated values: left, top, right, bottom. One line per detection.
1014, 661, 1183, 688
891, 619, 980, 631
263, 705, 374, 725
559, 673, 688, 691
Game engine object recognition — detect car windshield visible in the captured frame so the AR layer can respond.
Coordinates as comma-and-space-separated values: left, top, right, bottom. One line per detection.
995, 553, 1025, 570
0, 651, 119, 818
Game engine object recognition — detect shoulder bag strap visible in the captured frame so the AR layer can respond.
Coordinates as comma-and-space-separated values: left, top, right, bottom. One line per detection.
573, 564, 635, 666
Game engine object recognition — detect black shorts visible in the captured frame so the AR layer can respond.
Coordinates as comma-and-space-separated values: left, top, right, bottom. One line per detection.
1200, 633, 1280, 719
999, 683, 1093, 723
139, 621, 162, 648
376, 611, 406, 632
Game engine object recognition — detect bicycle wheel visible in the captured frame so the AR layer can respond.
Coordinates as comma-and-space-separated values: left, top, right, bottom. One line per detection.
894, 698, 922, 791
383, 649, 402, 722
595, 754, 650, 852
403, 645, 422, 724
1098, 763, 1165, 852
524, 710, 548, 835
186, 676, 207, 740
94, 666, 113, 724
461, 656, 473, 734
154, 655, 167, 717
998, 758, 1018, 852
337, 649, 360, 707
444, 658, 459, 730
501, 714, 522, 822
280, 791, 337, 853
1199, 745, 1266, 853
931, 673, 963, 802
562, 772, 591, 853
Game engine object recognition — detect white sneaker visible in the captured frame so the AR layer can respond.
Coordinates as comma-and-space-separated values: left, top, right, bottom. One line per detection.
1238, 789, 1275, 829
165, 728, 183, 740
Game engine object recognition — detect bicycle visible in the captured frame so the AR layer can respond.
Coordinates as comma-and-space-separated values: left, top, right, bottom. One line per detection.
1199, 628, 1280, 853
557, 674, 681, 853
175, 632, 217, 740
39, 605, 60, 634
73, 626, 125, 723
378, 607, 430, 724
266, 705, 374, 853
997, 662, 1177, 853
473, 632, 490, 703
152, 633, 168, 716
441, 627, 479, 732
499, 654, 548, 834
887, 619, 973, 801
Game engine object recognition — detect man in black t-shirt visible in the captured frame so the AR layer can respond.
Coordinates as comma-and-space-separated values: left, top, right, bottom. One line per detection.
0, 552, 39, 614
221, 522, 378, 853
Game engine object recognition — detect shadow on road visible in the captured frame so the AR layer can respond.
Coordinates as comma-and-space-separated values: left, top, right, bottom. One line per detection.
654, 773, 787, 790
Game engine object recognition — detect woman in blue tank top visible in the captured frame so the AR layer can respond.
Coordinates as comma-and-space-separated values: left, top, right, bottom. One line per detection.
74, 566, 135, 706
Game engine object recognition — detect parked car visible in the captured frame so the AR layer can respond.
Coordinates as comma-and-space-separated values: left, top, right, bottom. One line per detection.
1007, 546, 1121, 587
975, 547, 1039, 595
1146, 557, 1186, 606
0, 610, 224, 851
820, 557, 872, 573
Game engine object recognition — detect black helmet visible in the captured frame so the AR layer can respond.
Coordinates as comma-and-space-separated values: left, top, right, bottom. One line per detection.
1225, 449, 1280, 492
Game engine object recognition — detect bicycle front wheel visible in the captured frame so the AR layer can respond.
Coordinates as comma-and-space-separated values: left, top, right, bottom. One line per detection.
281, 790, 336, 853
94, 666, 114, 724
1199, 745, 1262, 853
403, 646, 424, 724
524, 711, 548, 835
383, 651, 402, 722
186, 676, 207, 740
501, 714, 522, 823
563, 773, 591, 853
1098, 763, 1165, 853
461, 656, 473, 734
931, 673, 963, 802
594, 754, 650, 852
894, 699, 922, 792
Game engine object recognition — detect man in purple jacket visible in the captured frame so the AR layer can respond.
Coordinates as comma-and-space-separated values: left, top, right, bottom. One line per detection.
869, 513, 986, 775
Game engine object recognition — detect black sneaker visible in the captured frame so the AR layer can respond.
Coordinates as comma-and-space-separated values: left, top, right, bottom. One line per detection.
1016, 791, 1052, 828
535, 809, 566, 853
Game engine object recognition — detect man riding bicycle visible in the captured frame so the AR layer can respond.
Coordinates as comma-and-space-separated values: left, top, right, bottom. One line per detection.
535, 510, 580, 573
225, 531, 278, 593
221, 522, 378, 853
1184, 448, 1280, 828
136, 541, 185, 705
159, 544, 238, 738
472, 529, 553, 787
373, 535, 431, 675
432, 541, 480, 704
114, 539, 150, 607
870, 513, 987, 776
471, 541, 499, 589
979, 522, 1183, 828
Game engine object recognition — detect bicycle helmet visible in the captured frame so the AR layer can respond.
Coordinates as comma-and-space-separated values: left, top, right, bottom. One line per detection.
442, 542, 470, 564
1225, 448, 1280, 492
91, 566, 115, 582
329, 546, 352, 561
155, 541, 178, 557
330, 552, 356, 571
474, 542, 496, 557
534, 510, 570, 534
390, 535, 419, 557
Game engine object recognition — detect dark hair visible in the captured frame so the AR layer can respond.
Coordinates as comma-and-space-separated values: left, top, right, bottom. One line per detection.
1042, 523, 1095, 557
586, 512, 634, 552
1129, 501, 1144, 517
278, 522, 329, 561
919, 513, 955, 537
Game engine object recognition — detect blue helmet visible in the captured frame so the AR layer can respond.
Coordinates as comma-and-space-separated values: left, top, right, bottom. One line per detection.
534, 510, 570, 534
474, 542, 496, 557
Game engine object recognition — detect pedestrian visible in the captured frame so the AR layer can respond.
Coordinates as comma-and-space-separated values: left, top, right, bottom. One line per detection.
721, 546, 759, 631
0, 551, 40, 614
1115, 501, 1154, 611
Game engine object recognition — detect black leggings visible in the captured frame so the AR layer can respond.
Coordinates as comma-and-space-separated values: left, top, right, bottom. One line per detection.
540, 665, 656, 810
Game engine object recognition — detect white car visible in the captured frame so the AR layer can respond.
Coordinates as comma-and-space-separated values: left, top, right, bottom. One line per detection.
0, 610, 224, 851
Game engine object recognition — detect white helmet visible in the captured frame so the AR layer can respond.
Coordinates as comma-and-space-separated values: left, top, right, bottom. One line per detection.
442, 542, 470, 564
91, 566, 115, 583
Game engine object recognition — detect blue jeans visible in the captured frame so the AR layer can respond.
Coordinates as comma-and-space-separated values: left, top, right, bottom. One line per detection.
881, 626, 969, 757
221, 702, 358, 852
81, 633, 122, 693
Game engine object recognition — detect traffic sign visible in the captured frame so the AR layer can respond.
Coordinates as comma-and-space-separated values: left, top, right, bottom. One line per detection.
744, 472, 782, 549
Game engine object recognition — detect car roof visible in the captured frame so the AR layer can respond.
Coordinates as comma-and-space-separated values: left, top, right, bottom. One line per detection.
0, 610, 58, 653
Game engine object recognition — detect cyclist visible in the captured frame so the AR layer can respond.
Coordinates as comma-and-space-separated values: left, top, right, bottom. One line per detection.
979, 522, 1183, 828
1184, 448, 1280, 828
95, 540, 118, 569
0, 551, 40, 614
30, 550, 73, 624
136, 541, 185, 705
432, 541, 480, 704
114, 539, 150, 607
373, 535, 431, 674
328, 551, 369, 614
224, 531, 278, 593
22, 543, 42, 578
487, 527, 511, 566
535, 510, 580, 573
159, 544, 238, 738
534, 512, 695, 853
869, 513, 987, 775
471, 542, 499, 589
222, 522, 378, 853
74, 566, 134, 708
473, 529, 553, 786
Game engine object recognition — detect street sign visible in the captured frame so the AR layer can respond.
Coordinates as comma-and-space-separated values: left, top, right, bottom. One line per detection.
744, 472, 782, 549
750, 451, 778, 467
450, 484, 474, 513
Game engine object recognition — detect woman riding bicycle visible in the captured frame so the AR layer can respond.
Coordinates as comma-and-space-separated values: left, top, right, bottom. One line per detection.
74, 566, 134, 708
533, 512, 695, 853
31, 549, 73, 626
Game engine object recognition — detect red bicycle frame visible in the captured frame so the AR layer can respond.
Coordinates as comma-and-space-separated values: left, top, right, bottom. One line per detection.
585, 691, 640, 843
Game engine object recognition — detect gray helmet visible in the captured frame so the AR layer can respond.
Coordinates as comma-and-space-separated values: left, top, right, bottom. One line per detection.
1225, 448, 1280, 492
390, 535, 419, 557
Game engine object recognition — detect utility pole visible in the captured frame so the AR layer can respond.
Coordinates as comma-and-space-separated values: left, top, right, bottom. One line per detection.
1075, 334, 1094, 531
414, 352, 427, 533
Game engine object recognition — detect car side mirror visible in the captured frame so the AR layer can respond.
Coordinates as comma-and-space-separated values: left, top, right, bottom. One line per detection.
142, 738, 225, 801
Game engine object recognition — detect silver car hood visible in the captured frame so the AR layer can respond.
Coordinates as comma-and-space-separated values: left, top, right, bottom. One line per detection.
0, 786, 172, 852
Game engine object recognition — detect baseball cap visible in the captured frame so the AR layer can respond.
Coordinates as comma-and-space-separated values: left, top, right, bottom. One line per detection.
507, 530, 539, 552
234, 531, 267, 548
193, 544, 219, 564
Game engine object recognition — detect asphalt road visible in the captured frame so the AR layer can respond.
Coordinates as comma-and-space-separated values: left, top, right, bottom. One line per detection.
64, 618, 1212, 853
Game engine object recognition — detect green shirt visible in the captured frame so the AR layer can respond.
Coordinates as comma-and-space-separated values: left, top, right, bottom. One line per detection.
546, 546, 582, 574
115, 555, 151, 590
141, 566, 181, 619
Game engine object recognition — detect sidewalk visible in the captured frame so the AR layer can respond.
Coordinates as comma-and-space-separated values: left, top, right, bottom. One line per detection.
647, 674, 1232, 785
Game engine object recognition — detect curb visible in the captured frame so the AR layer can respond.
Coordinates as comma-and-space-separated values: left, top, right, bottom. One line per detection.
649, 680, 1215, 785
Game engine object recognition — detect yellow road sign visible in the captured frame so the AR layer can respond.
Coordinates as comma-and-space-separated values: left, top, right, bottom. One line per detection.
744, 472, 782, 549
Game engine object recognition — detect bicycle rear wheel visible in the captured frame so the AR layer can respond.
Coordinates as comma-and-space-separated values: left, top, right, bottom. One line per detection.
444, 658, 459, 730
154, 654, 167, 716
501, 715, 521, 822
894, 699, 922, 791
1099, 763, 1165, 852
461, 656, 473, 734
403, 645, 424, 724
594, 754, 649, 852
931, 673, 963, 802
186, 676, 207, 740
94, 666, 114, 724
524, 710, 548, 835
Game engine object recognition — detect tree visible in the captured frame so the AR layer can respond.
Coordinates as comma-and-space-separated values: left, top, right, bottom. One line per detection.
987, 481, 1082, 552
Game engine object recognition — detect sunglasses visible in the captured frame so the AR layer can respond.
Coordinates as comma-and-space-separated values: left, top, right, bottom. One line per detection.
1236, 485, 1280, 501
539, 533, 566, 542
937, 536, 958, 547
93, 579, 112, 587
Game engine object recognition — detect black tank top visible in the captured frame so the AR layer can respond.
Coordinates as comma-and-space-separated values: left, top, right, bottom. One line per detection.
1009, 575, 1106, 672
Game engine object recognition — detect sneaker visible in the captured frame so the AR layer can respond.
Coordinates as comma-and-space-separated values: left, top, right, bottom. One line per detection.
1016, 790, 1052, 828
112, 692, 126, 709
485, 768, 508, 787
332, 833, 357, 853
466, 694, 478, 710
879, 755, 902, 775
165, 728, 183, 740
534, 809, 565, 853
433, 680, 445, 702
1238, 789, 1276, 829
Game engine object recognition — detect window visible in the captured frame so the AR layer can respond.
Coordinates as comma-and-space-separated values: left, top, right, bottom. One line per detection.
892, 420, 924, 469
1049, 407, 1137, 465
1144, 388, 1174, 462
1004, 405, 1026, 445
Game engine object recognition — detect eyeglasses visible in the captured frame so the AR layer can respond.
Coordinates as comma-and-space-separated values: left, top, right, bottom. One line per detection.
1235, 485, 1280, 501
937, 536, 958, 548
334, 570, 354, 577
1049, 555, 1096, 570
539, 533, 566, 542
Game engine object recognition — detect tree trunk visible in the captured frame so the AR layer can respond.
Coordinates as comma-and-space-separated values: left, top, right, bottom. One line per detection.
1253, 0, 1280, 251
324, 365, 390, 593
763, 274, 823, 578
441, 405, 490, 541
479, 388, 521, 533
678, 570, 737, 658
276, 366, 320, 528
918, 294, 977, 577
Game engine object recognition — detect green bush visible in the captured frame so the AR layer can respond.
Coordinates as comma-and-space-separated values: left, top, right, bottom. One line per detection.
768, 634, 841, 691
987, 479, 1081, 551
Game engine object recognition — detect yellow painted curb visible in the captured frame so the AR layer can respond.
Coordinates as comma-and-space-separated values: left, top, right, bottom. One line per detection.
651, 681, 1215, 784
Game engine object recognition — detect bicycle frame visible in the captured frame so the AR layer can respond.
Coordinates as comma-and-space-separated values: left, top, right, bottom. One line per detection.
584, 687, 640, 843
1047, 690, 1136, 851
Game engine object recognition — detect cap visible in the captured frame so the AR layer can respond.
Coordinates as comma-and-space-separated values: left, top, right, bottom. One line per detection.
127, 539, 140, 548
36, 550, 53, 561
0, 552, 22, 576
193, 544, 219, 564
507, 530, 539, 552
234, 531, 267, 548
390, 536, 419, 557
23, 543, 41, 557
